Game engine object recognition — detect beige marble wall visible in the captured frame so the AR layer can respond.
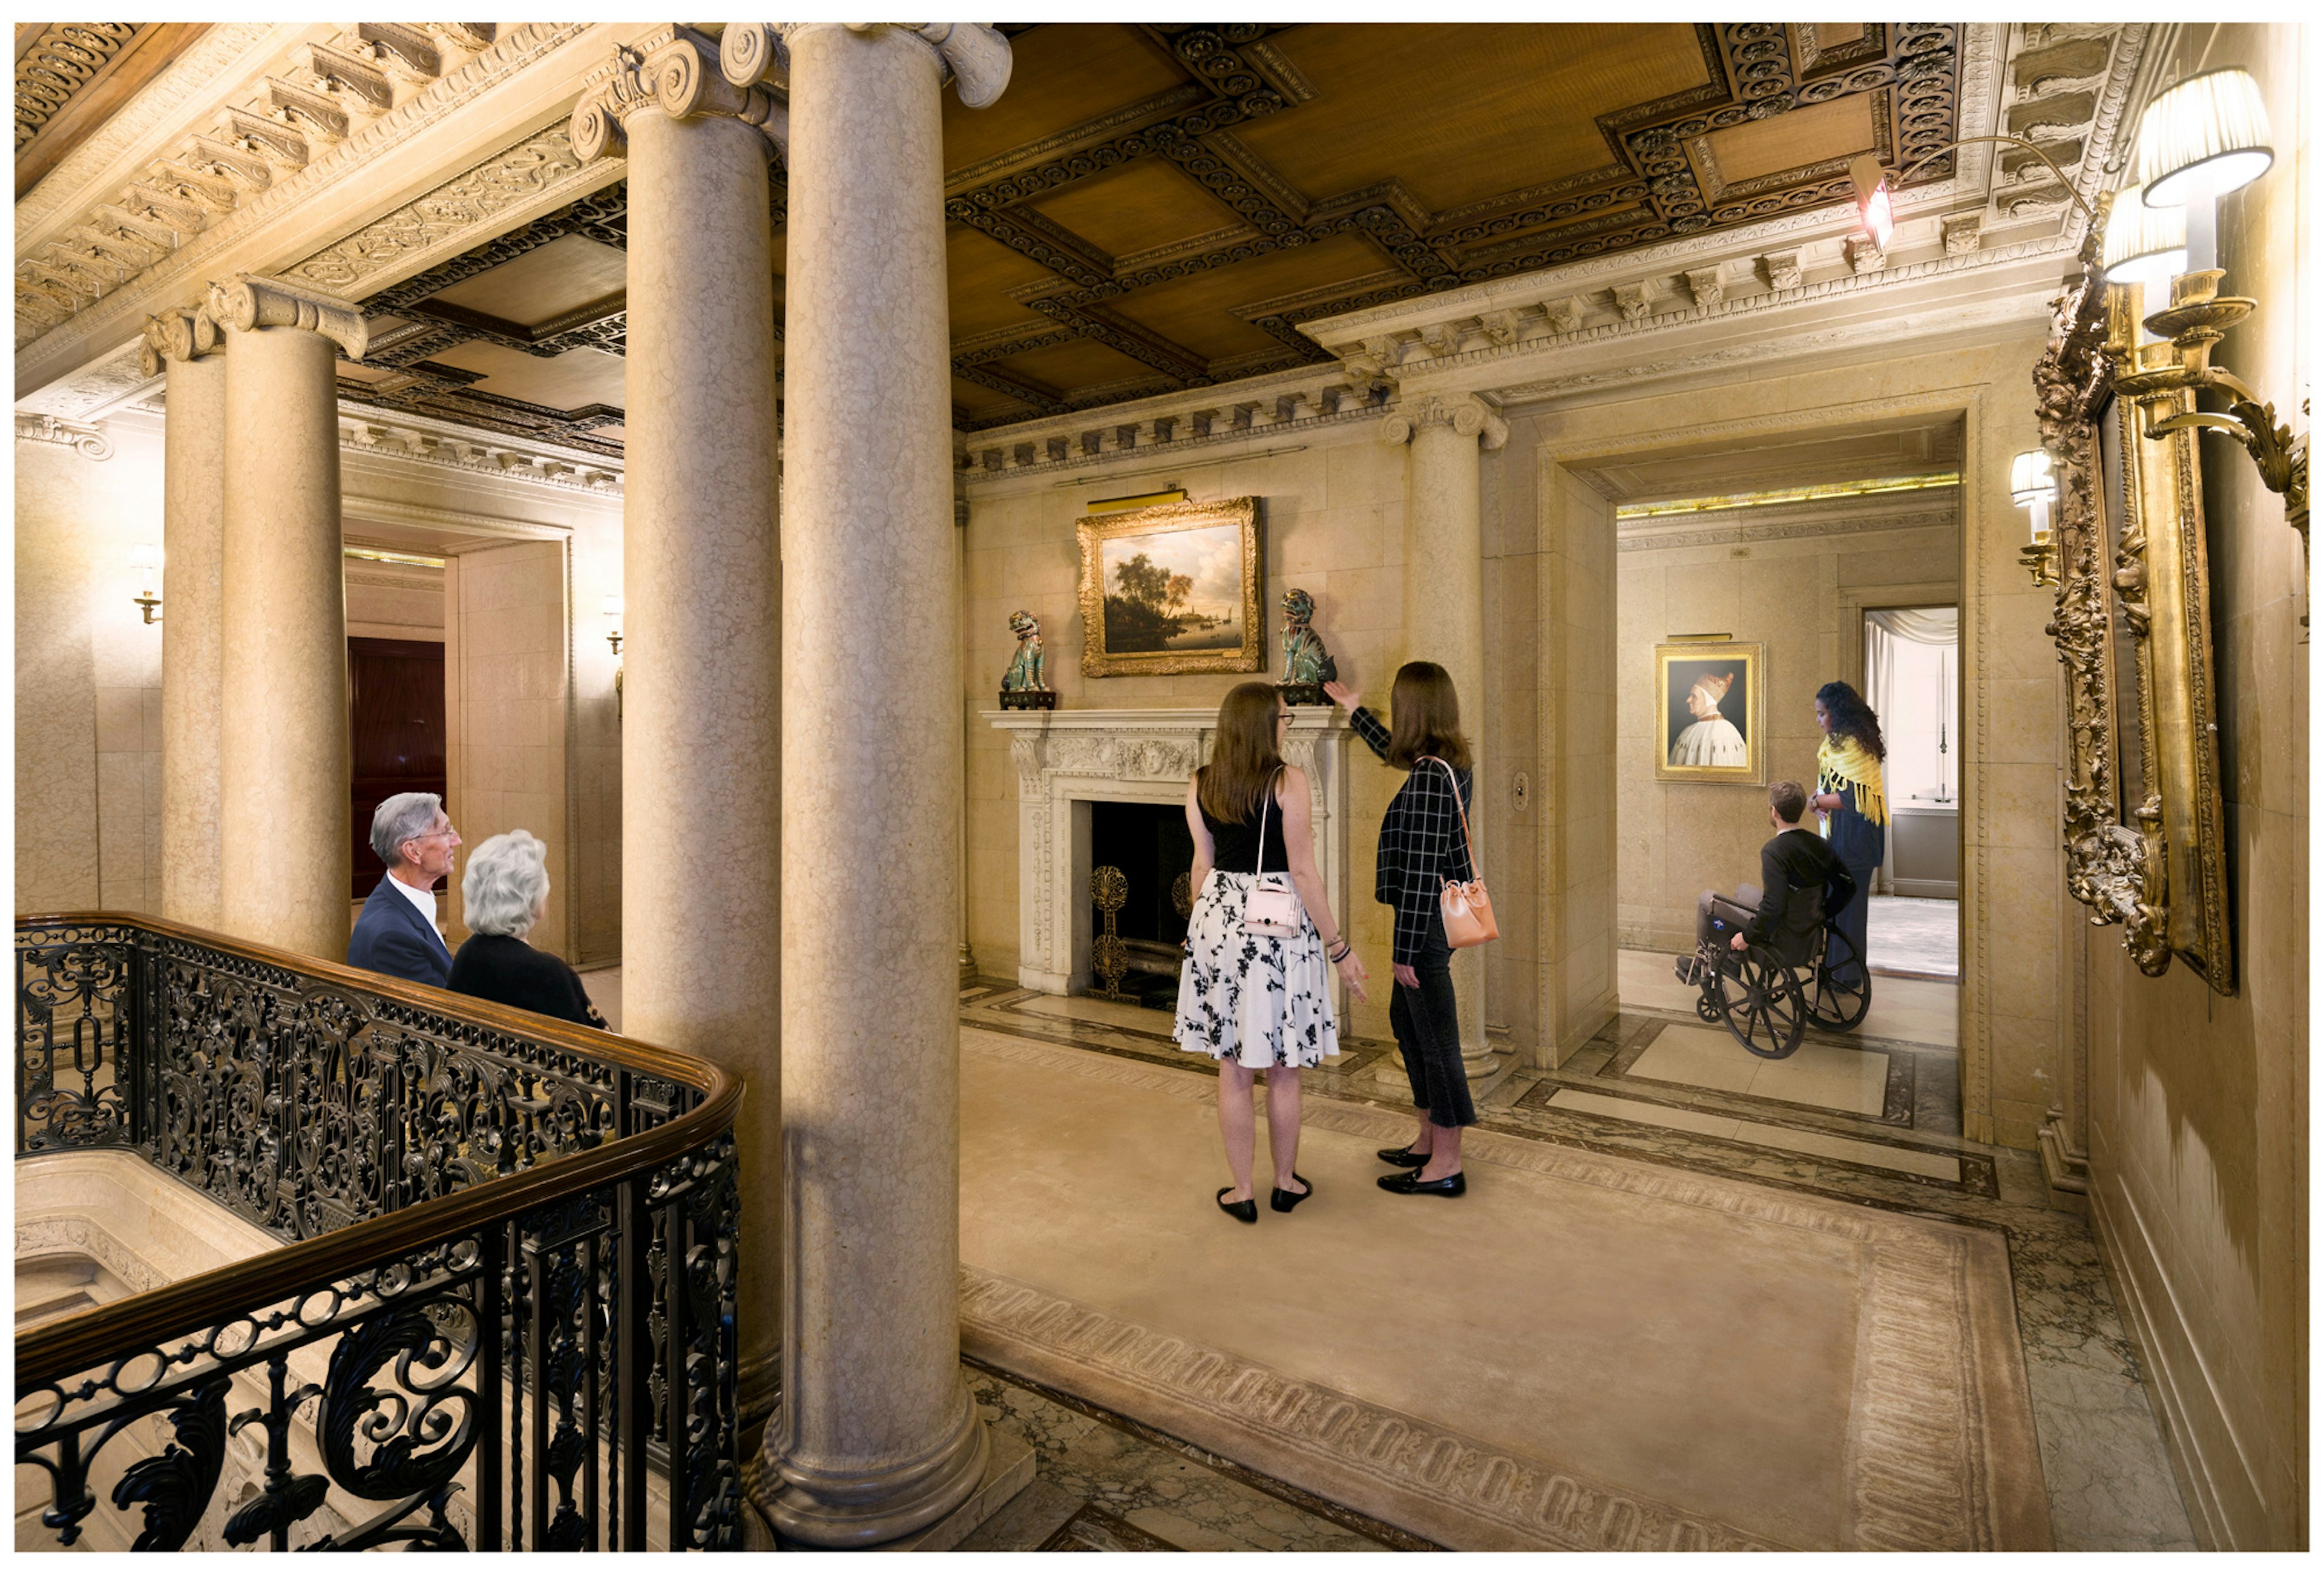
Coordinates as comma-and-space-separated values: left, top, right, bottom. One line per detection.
961, 420, 1549, 1049
2083, 23, 2307, 1552
14, 421, 166, 915
444, 540, 571, 955
344, 558, 444, 639
1615, 511, 1960, 951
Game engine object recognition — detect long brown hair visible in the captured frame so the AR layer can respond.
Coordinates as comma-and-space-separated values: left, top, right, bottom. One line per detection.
1386, 661, 1471, 771
1197, 681, 1285, 822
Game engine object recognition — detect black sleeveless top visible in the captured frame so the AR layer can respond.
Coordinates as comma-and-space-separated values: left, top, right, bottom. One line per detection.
1200, 779, 1291, 875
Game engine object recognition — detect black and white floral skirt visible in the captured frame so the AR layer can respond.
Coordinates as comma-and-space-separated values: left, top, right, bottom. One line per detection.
1172, 870, 1339, 1069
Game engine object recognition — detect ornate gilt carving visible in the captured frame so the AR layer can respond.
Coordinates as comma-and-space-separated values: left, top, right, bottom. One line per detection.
2035, 209, 2171, 977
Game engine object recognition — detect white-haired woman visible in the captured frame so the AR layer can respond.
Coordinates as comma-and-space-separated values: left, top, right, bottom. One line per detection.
447, 830, 606, 1029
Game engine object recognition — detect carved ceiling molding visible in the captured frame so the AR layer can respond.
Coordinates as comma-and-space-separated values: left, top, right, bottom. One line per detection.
14, 22, 583, 386
1298, 24, 2136, 358
15, 22, 283, 240
15, 24, 141, 149
1617, 502, 1961, 553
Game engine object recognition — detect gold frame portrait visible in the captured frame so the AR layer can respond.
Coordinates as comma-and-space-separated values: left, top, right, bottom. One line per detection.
1653, 640, 1766, 784
1076, 495, 1264, 677
2039, 210, 2232, 990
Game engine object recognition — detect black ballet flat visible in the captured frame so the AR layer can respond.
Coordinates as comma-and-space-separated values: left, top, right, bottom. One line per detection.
1376, 1147, 1430, 1168
1216, 1187, 1258, 1224
1376, 1169, 1466, 1197
1269, 1173, 1314, 1213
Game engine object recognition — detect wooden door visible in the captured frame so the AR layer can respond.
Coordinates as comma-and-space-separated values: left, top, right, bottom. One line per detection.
349, 636, 447, 898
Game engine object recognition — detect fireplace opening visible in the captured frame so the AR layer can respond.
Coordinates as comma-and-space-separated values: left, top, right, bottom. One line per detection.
1088, 800, 1196, 1008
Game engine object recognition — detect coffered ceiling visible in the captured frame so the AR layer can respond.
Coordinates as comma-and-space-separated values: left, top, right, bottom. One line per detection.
323, 22, 1968, 451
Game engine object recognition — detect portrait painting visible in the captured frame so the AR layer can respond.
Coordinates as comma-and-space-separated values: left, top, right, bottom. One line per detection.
1077, 495, 1263, 676
1655, 641, 1765, 783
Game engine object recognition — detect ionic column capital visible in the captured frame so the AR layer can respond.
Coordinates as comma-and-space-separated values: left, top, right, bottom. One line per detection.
1379, 392, 1506, 452
139, 304, 223, 377
205, 274, 366, 360
574, 29, 787, 163
727, 22, 1010, 108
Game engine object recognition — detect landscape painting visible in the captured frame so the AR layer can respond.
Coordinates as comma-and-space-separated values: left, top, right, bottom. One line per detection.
1077, 496, 1262, 676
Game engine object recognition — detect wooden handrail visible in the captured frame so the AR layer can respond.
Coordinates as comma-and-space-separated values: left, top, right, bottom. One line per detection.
13, 912, 743, 1390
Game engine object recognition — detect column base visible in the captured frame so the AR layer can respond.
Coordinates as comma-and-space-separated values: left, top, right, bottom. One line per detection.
2037, 1118, 2090, 1216
752, 1378, 991, 1548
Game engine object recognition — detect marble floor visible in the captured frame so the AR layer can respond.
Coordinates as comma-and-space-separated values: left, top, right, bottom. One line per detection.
1868, 895, 1960, 978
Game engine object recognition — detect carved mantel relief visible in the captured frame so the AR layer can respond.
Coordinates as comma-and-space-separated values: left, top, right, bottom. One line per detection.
985, 708, 1351, 997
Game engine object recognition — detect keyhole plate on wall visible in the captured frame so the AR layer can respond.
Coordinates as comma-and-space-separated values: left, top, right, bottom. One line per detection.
1511, 770, 1531, 812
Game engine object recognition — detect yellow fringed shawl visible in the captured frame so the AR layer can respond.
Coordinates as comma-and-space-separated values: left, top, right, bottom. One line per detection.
1817, 734, 1887, 828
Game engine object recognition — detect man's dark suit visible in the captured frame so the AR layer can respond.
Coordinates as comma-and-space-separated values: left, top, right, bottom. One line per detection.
347, 874, 453, 987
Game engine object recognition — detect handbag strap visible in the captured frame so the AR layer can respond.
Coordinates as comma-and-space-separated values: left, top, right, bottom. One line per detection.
1419, 756, 1477, 878
1252, 766, 1284, 875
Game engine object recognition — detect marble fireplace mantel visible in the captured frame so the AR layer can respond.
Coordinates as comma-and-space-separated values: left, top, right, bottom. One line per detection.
982, 706, 1354, 995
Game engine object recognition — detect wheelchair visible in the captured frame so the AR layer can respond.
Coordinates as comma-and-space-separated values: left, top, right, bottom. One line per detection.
1675, 906, 1872, 1060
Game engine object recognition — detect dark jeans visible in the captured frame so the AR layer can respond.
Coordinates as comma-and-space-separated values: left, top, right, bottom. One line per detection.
1388, 913, 1474, 1129
1830, 858, 1877, 987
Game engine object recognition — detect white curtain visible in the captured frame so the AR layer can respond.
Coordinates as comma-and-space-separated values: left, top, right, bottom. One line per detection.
1866, 607, 1958, 645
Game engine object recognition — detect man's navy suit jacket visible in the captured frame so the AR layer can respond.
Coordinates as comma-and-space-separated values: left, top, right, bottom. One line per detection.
347, 874, 453, 988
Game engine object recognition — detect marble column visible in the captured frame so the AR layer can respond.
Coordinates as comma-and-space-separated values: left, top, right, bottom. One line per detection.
1384, 393, 1506, 1073
724, 21, 1011, 1549
207, 275, 366, 960
143, 307, 227, 931
570, 29, 787, 1441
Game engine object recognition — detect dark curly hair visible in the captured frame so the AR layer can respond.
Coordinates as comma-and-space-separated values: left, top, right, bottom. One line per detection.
1814, 680, 1886, 760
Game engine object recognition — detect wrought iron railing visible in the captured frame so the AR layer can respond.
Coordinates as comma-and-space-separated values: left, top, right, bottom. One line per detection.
13, 915, 742, 1552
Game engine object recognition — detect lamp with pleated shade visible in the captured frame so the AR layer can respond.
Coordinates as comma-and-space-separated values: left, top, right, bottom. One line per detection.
2100, 191, 2188, 288
2135, 67, 2273, 273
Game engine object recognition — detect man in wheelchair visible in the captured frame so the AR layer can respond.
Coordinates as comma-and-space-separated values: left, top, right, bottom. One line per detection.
1679, 779, 1858, 984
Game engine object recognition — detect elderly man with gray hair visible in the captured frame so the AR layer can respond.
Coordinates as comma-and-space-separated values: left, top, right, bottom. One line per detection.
447, 830, 606, 1028
348, 791, 461, 987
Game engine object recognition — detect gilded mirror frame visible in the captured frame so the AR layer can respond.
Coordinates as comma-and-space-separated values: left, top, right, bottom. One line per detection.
2038, 216, 2234, 990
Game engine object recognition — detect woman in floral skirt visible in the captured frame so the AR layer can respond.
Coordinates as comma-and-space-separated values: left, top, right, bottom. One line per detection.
1175, 682, 1369, 1222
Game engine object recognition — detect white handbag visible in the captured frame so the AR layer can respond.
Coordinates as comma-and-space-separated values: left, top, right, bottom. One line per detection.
1241, 769, 1303, 937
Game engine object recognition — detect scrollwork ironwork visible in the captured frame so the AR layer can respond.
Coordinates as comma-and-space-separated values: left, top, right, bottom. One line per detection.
15, 915, 740, 1552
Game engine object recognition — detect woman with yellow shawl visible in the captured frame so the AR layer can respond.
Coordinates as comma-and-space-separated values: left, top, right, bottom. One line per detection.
1811, 680, 1886, 989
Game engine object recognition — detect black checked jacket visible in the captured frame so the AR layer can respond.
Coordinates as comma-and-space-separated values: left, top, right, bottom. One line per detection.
1350, 706, 1475, 967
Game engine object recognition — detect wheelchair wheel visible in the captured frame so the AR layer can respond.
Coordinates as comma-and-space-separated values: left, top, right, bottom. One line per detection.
1722, 952, 1807, 1059
1806, 927, 1872, 1032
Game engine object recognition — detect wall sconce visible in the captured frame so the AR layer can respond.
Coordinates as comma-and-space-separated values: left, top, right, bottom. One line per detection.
2118, 67, 2308, 587
2011, 450, 2060, 587
130, 544, 162, 624
602, 594, 625, 657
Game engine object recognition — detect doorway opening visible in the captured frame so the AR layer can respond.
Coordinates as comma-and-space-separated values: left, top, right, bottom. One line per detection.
347, 636, 447, 899
1863, 607, 1958, 980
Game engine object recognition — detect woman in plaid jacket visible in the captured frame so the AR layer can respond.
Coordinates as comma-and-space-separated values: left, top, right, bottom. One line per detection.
1325, 662, 1476, 1197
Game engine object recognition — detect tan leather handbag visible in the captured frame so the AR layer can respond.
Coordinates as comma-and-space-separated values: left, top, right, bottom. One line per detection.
1241, 769, 1304, 937
1426, 757, 1497, 948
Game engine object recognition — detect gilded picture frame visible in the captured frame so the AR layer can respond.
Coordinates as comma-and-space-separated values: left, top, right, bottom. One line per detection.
1653, 640, 1765, 784
2038, 211, 2232, 990
1077, 495, 1264, 677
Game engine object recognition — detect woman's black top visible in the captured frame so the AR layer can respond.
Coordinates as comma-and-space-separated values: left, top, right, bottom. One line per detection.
1825, 779, 1884, 870
1348, 706, 1474, 967
1198, 777, 1291, 874
449, 933, 605, 1028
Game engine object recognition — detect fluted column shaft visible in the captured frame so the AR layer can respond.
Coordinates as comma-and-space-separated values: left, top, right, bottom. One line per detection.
1390, 394, 1505, 1070
573, 30, 787, 1442
756, 19, 1007, 1549
211, 277, 363, 959
148, 311, 227, 929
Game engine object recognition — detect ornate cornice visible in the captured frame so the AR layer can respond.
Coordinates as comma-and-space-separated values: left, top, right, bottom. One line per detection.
14, 24, 141, 150
206, 273, 367, 359
574, 29, 786, 163
1381, 392, 1506, 451
15, 23, 586, 389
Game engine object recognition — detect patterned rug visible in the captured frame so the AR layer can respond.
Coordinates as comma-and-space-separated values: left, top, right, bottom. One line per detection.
958, 1027, 2047, 1551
